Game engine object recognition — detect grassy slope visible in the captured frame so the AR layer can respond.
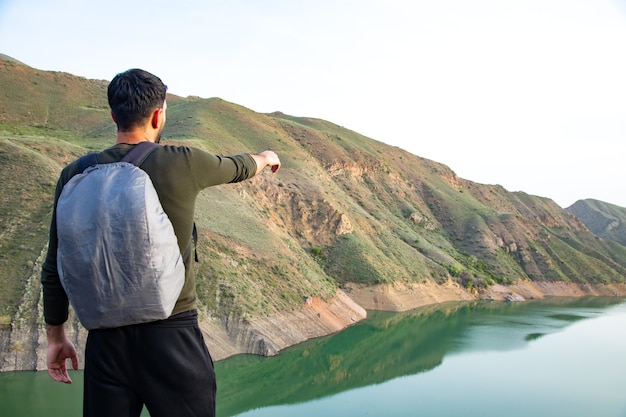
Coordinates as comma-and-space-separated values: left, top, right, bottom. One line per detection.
1, 55, 625, 324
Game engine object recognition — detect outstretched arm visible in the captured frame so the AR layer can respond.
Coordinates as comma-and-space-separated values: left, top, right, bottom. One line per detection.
251, 150, 281, 176
46, 324, 79, 384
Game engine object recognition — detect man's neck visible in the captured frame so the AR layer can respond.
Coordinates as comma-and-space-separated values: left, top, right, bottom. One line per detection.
115, 131, 154, 145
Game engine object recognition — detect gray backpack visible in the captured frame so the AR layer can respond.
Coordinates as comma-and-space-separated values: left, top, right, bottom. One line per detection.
56, 142, 185, 330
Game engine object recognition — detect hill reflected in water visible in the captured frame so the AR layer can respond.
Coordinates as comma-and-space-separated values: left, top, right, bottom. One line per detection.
215, 297, 624, 416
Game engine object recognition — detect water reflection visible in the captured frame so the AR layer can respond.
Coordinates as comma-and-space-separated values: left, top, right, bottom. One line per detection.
0, 297, 623, 417
215, 297, 625, 417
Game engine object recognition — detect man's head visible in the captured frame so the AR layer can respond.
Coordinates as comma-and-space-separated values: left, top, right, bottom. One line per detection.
108, 69, 167, 133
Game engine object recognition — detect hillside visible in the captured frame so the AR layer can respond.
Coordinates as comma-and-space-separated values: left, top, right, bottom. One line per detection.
566, 199, 626, 246
1, 55, 625, 371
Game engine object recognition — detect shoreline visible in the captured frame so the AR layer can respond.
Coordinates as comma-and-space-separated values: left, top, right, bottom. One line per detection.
203, 279, 626, 361
2, 279, 625, 370
342, 279, 626, 312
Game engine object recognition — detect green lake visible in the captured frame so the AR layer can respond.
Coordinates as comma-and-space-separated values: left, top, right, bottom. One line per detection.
1, 297, 625, 417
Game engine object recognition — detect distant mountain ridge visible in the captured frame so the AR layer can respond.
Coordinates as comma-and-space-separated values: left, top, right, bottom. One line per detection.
566, 199, 626, 246
1, 53, 625, 371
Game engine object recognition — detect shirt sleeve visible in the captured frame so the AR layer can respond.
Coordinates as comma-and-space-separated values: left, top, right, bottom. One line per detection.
187, 148, 258, 189
40, 170, 74, 325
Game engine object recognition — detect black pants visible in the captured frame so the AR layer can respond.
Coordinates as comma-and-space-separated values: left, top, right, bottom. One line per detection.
84, 310, 216, 417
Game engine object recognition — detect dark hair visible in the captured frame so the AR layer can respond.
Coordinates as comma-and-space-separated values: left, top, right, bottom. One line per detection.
107, 69, 168, 131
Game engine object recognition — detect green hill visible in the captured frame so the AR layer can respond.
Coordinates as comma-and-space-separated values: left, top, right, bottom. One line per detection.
1, 54, 625, 368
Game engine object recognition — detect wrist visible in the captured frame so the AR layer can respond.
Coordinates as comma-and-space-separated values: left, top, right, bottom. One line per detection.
46, 324, 67, 344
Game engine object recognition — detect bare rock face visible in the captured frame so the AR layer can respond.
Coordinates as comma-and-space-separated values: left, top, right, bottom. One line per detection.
1, 249, 52, 372
343, 280, 475, 312
504, 293, 526, 302
0, 288, 366, 370
409, 212, 436, 231
3, 278, 626, 371
0, 248, 89, 372
203, 290, 366, 360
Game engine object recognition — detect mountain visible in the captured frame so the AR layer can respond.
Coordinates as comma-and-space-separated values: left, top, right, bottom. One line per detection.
566, 199, 626, 246
1, 54, 625, 371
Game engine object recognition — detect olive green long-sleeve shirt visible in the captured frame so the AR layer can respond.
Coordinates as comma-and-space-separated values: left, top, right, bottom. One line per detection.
41, 143, 257, 325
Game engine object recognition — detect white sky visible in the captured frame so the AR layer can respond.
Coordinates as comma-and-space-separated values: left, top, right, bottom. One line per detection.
1, 0, 625, 208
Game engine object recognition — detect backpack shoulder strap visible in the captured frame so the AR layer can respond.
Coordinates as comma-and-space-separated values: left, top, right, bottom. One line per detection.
121, 141, 159, 167
77, 153, 99, 173
76, 142, 159, 173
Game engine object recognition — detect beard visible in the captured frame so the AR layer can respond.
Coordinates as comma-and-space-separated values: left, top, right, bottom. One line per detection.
155, 125, 164, 144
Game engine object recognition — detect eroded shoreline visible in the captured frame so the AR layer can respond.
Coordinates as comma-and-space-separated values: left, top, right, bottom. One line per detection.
2, 280, 625, 370
203, 279, 626, 361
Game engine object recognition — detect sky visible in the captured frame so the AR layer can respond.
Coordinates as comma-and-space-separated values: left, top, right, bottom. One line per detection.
1, 0, 625, 208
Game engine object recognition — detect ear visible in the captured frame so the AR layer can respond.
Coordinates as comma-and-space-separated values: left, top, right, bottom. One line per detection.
150, 108, 162, 129
110, 110, 117, 123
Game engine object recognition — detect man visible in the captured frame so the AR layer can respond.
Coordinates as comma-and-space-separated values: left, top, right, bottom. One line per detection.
41, 68, 281, 417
